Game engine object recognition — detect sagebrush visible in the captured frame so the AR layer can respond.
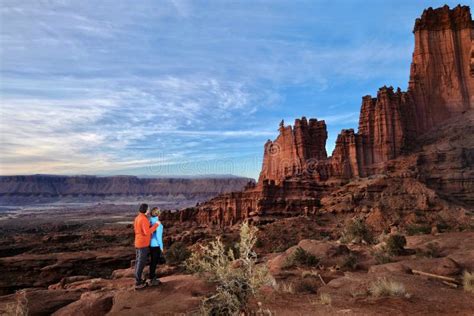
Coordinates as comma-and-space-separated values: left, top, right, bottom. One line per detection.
463, 271, 474, 293
185, 221, 274, 316
282, 247, 319, 269
4, 290, 28, 316
369, 278, 407, 297
342, 218, 374, 244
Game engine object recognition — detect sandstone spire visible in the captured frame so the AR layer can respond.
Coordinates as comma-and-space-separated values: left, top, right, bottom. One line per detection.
409, 4, 473, 133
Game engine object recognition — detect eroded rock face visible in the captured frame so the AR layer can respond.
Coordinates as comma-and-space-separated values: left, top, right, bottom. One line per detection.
409, 5, 474, 133
259, 117, 328, 184
170, 5, 474, 227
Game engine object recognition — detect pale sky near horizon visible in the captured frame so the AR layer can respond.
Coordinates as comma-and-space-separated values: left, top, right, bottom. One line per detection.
0, 0, 468, 179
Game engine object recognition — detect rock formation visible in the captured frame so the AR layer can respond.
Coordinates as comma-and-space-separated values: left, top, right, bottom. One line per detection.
259, 117, 328, 184
165, 5, 474, 227
409, 5, 474, 133
330, 86, 416, 179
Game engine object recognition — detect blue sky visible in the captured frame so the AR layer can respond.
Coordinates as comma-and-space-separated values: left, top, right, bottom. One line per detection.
0, 0, 466, 179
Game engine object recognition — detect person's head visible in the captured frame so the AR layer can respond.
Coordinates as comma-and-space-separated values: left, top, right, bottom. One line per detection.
138, 203, 149, 214
151, 207, 161, 218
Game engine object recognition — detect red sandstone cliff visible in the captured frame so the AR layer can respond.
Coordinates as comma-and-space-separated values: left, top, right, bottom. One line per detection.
259, 117, 328, 184
409, 5, 473, 133
170, 5, 473, 227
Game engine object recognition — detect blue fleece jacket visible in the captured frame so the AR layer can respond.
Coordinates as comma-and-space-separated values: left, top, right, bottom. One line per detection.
150, 216, 163, 249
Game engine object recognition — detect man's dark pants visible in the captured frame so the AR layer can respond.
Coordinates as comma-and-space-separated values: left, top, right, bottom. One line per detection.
135, 247, 149, 285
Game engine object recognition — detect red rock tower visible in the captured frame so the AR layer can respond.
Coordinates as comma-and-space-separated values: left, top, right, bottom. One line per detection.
408, 5, 473, 133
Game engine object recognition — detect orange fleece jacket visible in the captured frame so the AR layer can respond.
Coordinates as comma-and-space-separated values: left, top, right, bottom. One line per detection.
134, 213, 159, 248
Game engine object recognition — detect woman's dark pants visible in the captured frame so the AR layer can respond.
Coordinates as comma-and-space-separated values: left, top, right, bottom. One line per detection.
149, 246, 162, 280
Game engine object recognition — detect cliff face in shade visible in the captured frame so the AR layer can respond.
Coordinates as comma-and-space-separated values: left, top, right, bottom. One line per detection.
167, 5, 474, 227
409, 5, 474, 133
258, 117, 328, 184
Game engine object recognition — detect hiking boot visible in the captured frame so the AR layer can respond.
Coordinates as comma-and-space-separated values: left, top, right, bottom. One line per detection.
135, 283, 147, 290
149, 278, 162, 286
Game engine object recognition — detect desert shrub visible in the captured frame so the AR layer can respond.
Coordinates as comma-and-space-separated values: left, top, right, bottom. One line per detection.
436, 222, 450, 233
373, 248, 393, 264
341, 253, 358, 270
406, 225, 431, 236
294, 278, 319, 293
185, 222, 274, 316
319, 293, 332, 305
385, 234, 407, 256
369, 278, 407, 297
5, 290, 28, 316
278, 282, 295, 294
418, 242, 442, 258
271, 240, 296, 253
342, 218, 374, 244
165, 241, 191, 265
463, 271, 474, 294
282, 247, 319, 269
301, 270, 319, 278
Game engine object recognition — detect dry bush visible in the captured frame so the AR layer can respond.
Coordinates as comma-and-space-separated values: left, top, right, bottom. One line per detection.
185, 221, 274, 316
341, 218, 374, 244
301, 270, 319, 278
463, 271, 474, 293
282, 247, 319, 269
319, 293, 332, 305
4, 290, 28, 316
277, 282, 294, 294
369, 278, 407, 297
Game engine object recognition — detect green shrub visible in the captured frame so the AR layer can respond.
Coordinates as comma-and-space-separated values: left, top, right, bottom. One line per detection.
373, 248, 392, 264
185, 222, 274, 315
385, 234, 407, 256
406, 225, 431, 236
419, 242, 442, 258
294, 278, 319, 293
165, 241, 191, 265
342, 218, 374, 244
341, 253, 358, 270
283, 247, 319, 269
436, 222, 450, 233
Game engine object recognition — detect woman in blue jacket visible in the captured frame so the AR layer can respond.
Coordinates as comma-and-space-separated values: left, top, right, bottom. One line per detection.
149, 207, 164, 286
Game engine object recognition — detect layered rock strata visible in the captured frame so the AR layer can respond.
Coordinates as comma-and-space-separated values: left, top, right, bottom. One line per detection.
409, 5, 474, 133
167, 5, 473, 227
258, 117, 328, 184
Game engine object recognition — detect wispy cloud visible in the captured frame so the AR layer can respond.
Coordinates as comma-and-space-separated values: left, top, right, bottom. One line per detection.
0, 0, 463, 177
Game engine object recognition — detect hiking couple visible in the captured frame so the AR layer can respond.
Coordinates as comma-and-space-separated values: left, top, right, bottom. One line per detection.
133, 203, 164, 290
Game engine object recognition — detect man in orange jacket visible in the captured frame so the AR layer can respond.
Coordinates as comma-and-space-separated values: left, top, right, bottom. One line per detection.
134, 203, 160, 289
